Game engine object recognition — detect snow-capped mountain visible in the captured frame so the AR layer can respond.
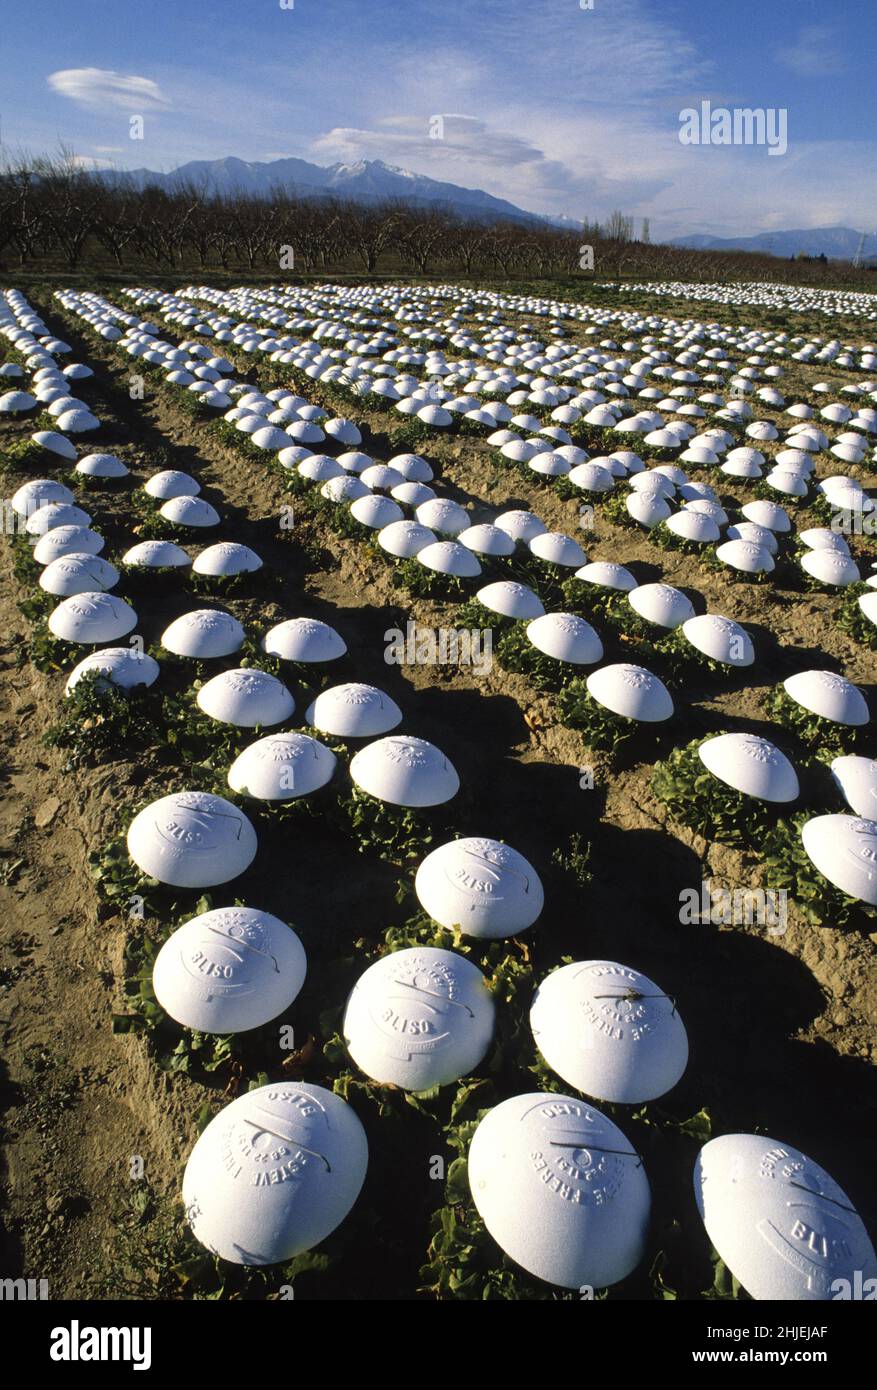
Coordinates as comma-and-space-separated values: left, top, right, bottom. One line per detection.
94, 155, 549, 225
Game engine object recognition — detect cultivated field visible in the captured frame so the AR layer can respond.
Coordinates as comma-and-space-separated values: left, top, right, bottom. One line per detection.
1, 277, 876, 1300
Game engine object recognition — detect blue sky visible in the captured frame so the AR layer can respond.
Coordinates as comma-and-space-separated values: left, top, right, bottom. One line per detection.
2, 0, 875, 239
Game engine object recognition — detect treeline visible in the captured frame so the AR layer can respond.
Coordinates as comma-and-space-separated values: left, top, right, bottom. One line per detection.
0, 152, 867, 287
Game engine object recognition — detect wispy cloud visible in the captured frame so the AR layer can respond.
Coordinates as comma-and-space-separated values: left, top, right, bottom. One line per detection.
778, 25, 847, 78
68, 153, 117, 169
47, 68, 171, 110
312, 115, 546, 170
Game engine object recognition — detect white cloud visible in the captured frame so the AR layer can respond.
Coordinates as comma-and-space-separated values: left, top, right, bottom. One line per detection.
47, 68, 170, 111
778, 25, 847, 77
68, 153, 117, 170
307, 105, 877, 243
312, 115, 546, 171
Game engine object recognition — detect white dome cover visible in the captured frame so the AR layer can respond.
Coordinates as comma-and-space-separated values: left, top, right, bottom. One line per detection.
494, 510, 547, 543
350, 735, 459, 807
31, 430, 78, 460
830, 755, 877, 818
630, 471, 674, 498
568, 462, 614, 492
468, 1093, 650, 1289
686, 498, 728, 525
196, 668, 295, 727
574, 561, 637, 592
800, 549, 860, 587
192, 542, 263, 576
627, 491, 671, 528
322, 475, 370, 503
391, 481, 435, 507
11, 478, 74, 515
39, 553, 119, 597
665, 509, 720, 543
25, 502, 92, 535
389, 453, 433, 482
457, 524, 516, 557
586, 663, 673, 722
377, 520, 435, 558
798, 527, 849, 554
715, 539, 775, 574
530, 959, 688, 1102
262, 618, 346, 663
48, 591, 136, 643
325, 417, 362, 446
228, 732, 337, 801
801, 814, 877, 903
526, 612, 603, 664
299, 455, 343, 483
161, 608, 245, 658
127, 790, 258, 887
528, 531, 587, 568
476, 581, 545, 619
360, 464, 405, 493
725, 522, 778, 555
159, 496, 220, 528
0, 389, 36, 412
681, 614, 754, 667
415, 836, 544, 938
305, 683, 402, 738
153, 906, 306, 1033
415, 498, 469, 535
182, 1082, 367, 1265
342, 947, 495, 1089
350, 494, 404, 530
55, 407, 100, 433
740, 499, 791, 533
122, 540, 191, 568
694, 1133, 876, 1301
417, 540, 481, 577
783, 670, 868, 726
628, 583, 695, 630
66, 646, 159, 695
698, 733, 799, 801
76, 452, 129, 478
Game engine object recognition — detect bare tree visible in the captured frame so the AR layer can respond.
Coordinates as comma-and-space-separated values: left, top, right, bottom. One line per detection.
340, 200, 400, 272
398, 207, 448, 275
35, 148, 107, 269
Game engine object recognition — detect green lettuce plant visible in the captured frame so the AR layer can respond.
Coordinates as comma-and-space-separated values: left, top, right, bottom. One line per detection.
838, 582, 877, 650
651, 736, 786, 846
761, 812, 877, 929
392, 558, 473, 602
495, 622, 581, 692
45, 671, 160, 770
556, 680, 640, 753
336, 786, 441, 864
764, 684, 860, 755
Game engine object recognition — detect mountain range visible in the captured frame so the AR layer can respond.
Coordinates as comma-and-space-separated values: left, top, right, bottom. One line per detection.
670, 226, 872, 261
94, 155, 550, 226
90, 154, 870, 259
